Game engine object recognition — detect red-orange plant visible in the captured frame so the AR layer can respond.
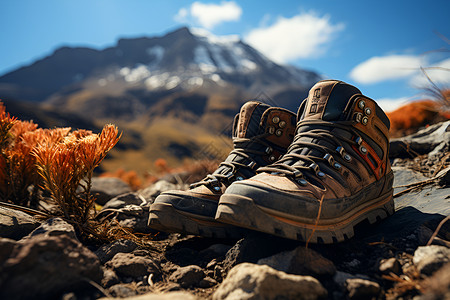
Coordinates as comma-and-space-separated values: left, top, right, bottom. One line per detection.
33, 125, 121, 225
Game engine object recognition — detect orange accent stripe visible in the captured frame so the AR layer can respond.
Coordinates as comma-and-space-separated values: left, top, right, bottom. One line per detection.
351, 141, 384, 180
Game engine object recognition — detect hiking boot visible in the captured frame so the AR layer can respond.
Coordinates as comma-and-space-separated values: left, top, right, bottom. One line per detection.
216, 80, 394, 243
148, 101, 296, 238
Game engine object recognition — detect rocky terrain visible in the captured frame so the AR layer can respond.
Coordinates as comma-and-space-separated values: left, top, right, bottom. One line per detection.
1, 121, 449, 300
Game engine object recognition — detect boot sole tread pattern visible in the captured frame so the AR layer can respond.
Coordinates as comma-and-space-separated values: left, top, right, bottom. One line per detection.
148, 202, 244, 239
216, 192, 394, 244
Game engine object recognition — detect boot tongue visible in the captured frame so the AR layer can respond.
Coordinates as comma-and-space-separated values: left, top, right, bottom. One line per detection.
299, 80, 361, 122
289, 80, 361, 168
235, 101, 271, 138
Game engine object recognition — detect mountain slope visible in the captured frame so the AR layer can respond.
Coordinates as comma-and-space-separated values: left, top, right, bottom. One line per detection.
0, 27, 322, 173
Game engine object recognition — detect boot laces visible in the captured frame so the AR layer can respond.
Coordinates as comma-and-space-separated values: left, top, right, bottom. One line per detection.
259, 119, 361, 184
190, 133, 272, 190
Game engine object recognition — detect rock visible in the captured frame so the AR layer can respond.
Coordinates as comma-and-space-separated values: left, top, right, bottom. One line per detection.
419, 262, 450, 300
106, 252, 160, 278
138, 180, 184, 205
0, 234, 102, 299
222, 233, 297, 273
0, 237, 16, 262
378, 257, 401, 275
169, 265, 205, 288
108, 283, 138, 298
102, 268, 120, 288
257, 246, 336, 278
390, 120, 450, 158
198, 276, 218, 288
102, 192, 144, 210
98, 193, 151, 233
345, 278, 381, 300
392, 166, 427, 193
368, 171, 450, 242
114, 205, 150, 233
333, 271, 359, 288
212, 263, 327, 300
0, 207, 40, 240
95, 239, 138, 264
413, 245, 450, 276
91, 177, 133, 205
99, 291, 198, 300
25, 217, 77, 240
199, 244, 232, 261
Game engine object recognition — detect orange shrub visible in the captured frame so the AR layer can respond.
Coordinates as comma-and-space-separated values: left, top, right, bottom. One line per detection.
387, 100, 449, 137
154, 158, 171, 174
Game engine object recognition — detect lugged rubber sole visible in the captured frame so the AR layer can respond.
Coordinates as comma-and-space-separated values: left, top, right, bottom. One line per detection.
148, 202, 244, 239
216, 191, 394, 244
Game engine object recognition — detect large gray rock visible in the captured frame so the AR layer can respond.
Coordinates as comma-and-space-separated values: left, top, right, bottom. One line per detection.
102, 192, 144, 210
106, 252, 160, 278
257, 246, 336, 278
345, 278, 381, 300
363, 166, 450, 242
0, 234, 102, 299
25, 217, 77, 240
390, 120, 450, 158
95, 239, 138, 264
138, 180, 185, 205
0, 207, 40, 239
213, 263, 327, 300
91, 177, 132, 205
413, 245, 450, 276
169, 265, 205, 288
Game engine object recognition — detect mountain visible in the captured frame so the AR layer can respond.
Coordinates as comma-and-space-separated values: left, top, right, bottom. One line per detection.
0, 27, 321, 173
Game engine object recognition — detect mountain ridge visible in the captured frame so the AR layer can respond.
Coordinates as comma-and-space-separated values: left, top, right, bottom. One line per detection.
0, 26, 322, 172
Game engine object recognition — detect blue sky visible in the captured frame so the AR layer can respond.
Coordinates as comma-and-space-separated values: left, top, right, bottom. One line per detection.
1, 0, 449, 111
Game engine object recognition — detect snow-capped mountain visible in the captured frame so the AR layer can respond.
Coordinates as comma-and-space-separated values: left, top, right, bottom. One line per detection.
0, 27, 323, 171
0, 27, 320, 106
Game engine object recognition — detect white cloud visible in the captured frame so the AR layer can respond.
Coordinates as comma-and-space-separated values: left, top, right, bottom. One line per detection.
350, 55, 425, 84
174, 8, 188, 22
376, 97, 412, 112
410, 57, 450, 87
175, 1, 242, 29
244, 12, 344, 63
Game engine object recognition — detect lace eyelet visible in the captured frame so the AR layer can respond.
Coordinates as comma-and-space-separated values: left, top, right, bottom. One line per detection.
323, 153, 334, 165
297, 178, 307, 185
236, 176, 244, 181
333, 162, 342, 170
213, 186, 221, 192
360, 146, 368, 155
317, 171, 325, 177
358, 100, 365, 109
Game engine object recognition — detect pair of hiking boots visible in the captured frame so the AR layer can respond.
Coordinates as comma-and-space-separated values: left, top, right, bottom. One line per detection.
148, 80, 394, 244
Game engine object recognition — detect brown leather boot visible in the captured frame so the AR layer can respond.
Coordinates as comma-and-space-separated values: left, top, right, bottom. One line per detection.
148, 101, 296, 238
217, 80, 394, 243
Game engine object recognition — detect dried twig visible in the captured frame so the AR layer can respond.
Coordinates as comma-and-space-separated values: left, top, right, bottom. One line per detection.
427, 215, 450, 246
